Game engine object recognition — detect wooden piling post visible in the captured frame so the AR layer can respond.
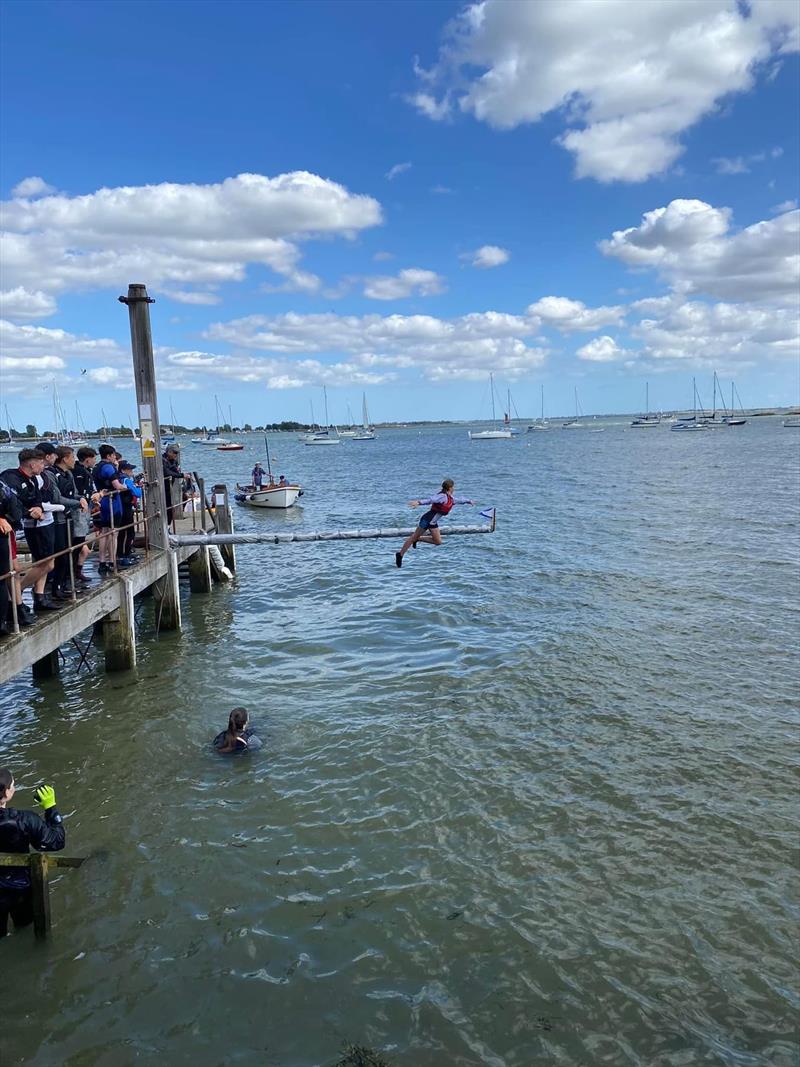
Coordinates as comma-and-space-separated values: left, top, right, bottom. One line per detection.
32, 650, 60, 680
187, 547, 212, 593
103, 576, 137, 671
29, 853, 51, 939
119, 283, 180, 631
212, 484, 236, 572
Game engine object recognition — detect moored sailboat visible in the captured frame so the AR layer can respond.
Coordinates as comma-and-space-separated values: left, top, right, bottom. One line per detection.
469, 374, 513, 439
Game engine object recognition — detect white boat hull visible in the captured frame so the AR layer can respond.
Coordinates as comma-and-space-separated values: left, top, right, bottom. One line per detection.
304, 436, 341, 445
468, 430, 513, 439
235, 485, 302, 508
352, 432, 376, 440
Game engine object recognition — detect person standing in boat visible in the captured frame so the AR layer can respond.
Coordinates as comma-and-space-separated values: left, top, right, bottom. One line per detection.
251, 463, 265, 490
395, 478, 475, 568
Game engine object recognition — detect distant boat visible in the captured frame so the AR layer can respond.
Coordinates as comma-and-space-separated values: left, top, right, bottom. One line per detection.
339, 402, 357, 437
0, 406, 17, 452
305, 386, 341, 445
671, 378, 711, 432
527, 384, 550, 432
722, 379, 748, 426
783, 418, 800, 428
630, 383, 661, 427
562, 387, 583, 428
235, 433, 302, 506
352, 393, 376, 440
193, 396, 233, 445
217, 443, 244, 451
469, 373, 513, 439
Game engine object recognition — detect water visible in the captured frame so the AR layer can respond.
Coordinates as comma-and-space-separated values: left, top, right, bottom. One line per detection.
1, 420, 798, 1066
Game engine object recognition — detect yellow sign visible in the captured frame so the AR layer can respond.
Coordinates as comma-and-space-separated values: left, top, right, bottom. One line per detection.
140, 419, 155, 457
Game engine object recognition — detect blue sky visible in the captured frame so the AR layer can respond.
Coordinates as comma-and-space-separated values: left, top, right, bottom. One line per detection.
1, 0, 798, 430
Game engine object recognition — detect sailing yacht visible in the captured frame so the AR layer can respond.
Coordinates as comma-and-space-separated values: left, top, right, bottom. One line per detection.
561, 387, 584, 428
192, 396, 232, 445
670, 378, 710, 432
527, 385, 550, 431
305, 386, 341, 445
339, 402, 357, 437
468, 374, 513, 439
630, 383, 661, 427
352, 393, 376, 440
0, 406, 17, 452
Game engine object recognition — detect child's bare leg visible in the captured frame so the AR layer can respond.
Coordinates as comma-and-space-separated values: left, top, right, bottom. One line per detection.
430, 527, 443, 547
399, 529, 420, 557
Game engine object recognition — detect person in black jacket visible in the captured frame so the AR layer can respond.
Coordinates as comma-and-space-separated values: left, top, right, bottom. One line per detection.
50, 446, 86, 598
0, 476, 23, 635
0, 767, 66, 937
0, 448, 55, 616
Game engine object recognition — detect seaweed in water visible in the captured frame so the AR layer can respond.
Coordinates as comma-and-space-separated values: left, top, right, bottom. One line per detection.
334, 1043, 393, 1067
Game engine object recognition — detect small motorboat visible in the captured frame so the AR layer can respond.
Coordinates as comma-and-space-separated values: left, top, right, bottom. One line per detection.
217, 443, 244, 451
234, 482, 302, 508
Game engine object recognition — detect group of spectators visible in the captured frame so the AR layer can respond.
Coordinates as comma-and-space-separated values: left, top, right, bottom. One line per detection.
0, 442, 145, 636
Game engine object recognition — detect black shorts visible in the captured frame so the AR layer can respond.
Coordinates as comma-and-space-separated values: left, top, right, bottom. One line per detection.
25, 525, 55, 562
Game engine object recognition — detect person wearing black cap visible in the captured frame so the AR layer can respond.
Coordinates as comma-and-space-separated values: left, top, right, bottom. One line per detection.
162, 445, 183, 523
116, 461, 142, 564
0, 768, 66, 937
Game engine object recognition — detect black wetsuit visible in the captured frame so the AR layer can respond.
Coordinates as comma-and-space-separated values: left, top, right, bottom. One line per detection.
212, 727, 263, 753
0, 806, 65, 935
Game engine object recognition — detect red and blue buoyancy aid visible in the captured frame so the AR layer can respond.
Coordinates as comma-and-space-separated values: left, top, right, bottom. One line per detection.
429, 492, 454, 516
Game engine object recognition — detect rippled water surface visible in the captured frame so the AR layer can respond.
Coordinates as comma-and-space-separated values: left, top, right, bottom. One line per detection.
1, 421, 799, 1066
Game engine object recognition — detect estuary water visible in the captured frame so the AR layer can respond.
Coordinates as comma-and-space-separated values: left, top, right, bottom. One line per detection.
1, 418, 798, 1067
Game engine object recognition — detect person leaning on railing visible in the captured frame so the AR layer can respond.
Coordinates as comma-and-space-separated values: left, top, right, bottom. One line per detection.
50, 446, 87, 600
0, 448, 58, 617
0, 475, 23, 636
73, 447, 101, 585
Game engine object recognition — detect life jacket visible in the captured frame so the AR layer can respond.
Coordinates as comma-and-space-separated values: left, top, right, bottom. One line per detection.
430, 493, 454, 516
93, 460, 118, 493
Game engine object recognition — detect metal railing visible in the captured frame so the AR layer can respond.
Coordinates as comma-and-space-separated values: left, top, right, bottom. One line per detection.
0, 473, 204, 636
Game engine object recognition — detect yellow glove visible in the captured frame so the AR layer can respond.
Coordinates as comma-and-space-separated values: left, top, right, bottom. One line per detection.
34, 784, 57, 811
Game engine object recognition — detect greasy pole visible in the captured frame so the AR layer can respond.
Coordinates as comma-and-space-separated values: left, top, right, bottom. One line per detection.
118, 283, 181, 631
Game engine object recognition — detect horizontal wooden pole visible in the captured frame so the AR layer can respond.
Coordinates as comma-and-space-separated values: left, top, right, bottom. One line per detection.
0, 855, 86, 868
170, 524, 495, 548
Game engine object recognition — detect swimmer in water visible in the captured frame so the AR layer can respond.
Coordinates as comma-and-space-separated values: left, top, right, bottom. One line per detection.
213, 708, 262, 754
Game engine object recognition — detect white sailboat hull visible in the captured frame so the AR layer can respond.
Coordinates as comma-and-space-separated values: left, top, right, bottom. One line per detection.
468, 429, 513, 439
304, 436, 341, 445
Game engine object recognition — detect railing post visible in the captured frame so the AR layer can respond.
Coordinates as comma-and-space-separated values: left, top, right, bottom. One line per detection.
119, 283, 180, 631
29, 853, 51, 939
212, 484, 236, 572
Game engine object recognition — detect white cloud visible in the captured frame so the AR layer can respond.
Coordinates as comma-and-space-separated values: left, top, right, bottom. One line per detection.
630, 297, 799, 368
600, 198, 800, 305
203, 307, 547, 381
576, 335, 628, 362
528, 295, 625, 332
431, 185, 454, 195
373, 251, 394, 262
463, 245, 510, 269
408, 0, 800, 182
772, 199, 798, 214
363, 268, 446, 300
11, 176, 55, 198
86, 366, 131, 387
161, 289, 222, 306
1, 171, 382, 298
713, 156, 752, 175
0, 354, 66, 373
0, 319, 126, 362
0, 287, 58, 320
385, 162, 412, 180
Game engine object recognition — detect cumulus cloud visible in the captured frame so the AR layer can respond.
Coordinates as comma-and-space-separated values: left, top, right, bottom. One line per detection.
362, 268, 446, 300
600, 198, 800, 305
385, 161, 412, 180
161, 289, 222, 306
204, 307, 547, 381
463, 245, 510, 269
408, 0, 799, 182
1, 171, 382, 298
576, 335, 628, 362
528, 295, 625, 332
630, 296, 799, 368
0, 287, 58, 320
0, 318, 126, 362
11, 176, 55, 198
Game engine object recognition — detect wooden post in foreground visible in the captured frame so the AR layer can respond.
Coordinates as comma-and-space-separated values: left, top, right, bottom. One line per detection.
32, 650, 60, 680
0, 855, 86, 939
119, 283, 180, 631
187, 547, 212, 593
212, 484, 236, 572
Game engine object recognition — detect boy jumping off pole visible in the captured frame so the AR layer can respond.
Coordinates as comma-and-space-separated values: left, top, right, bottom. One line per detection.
395, 478, 475, 568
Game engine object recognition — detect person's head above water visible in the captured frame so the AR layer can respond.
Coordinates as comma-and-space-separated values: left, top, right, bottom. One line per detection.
227, 707, 248, 734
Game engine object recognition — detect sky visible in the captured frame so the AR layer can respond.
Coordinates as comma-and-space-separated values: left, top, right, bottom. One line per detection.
0, 0, 798, 431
